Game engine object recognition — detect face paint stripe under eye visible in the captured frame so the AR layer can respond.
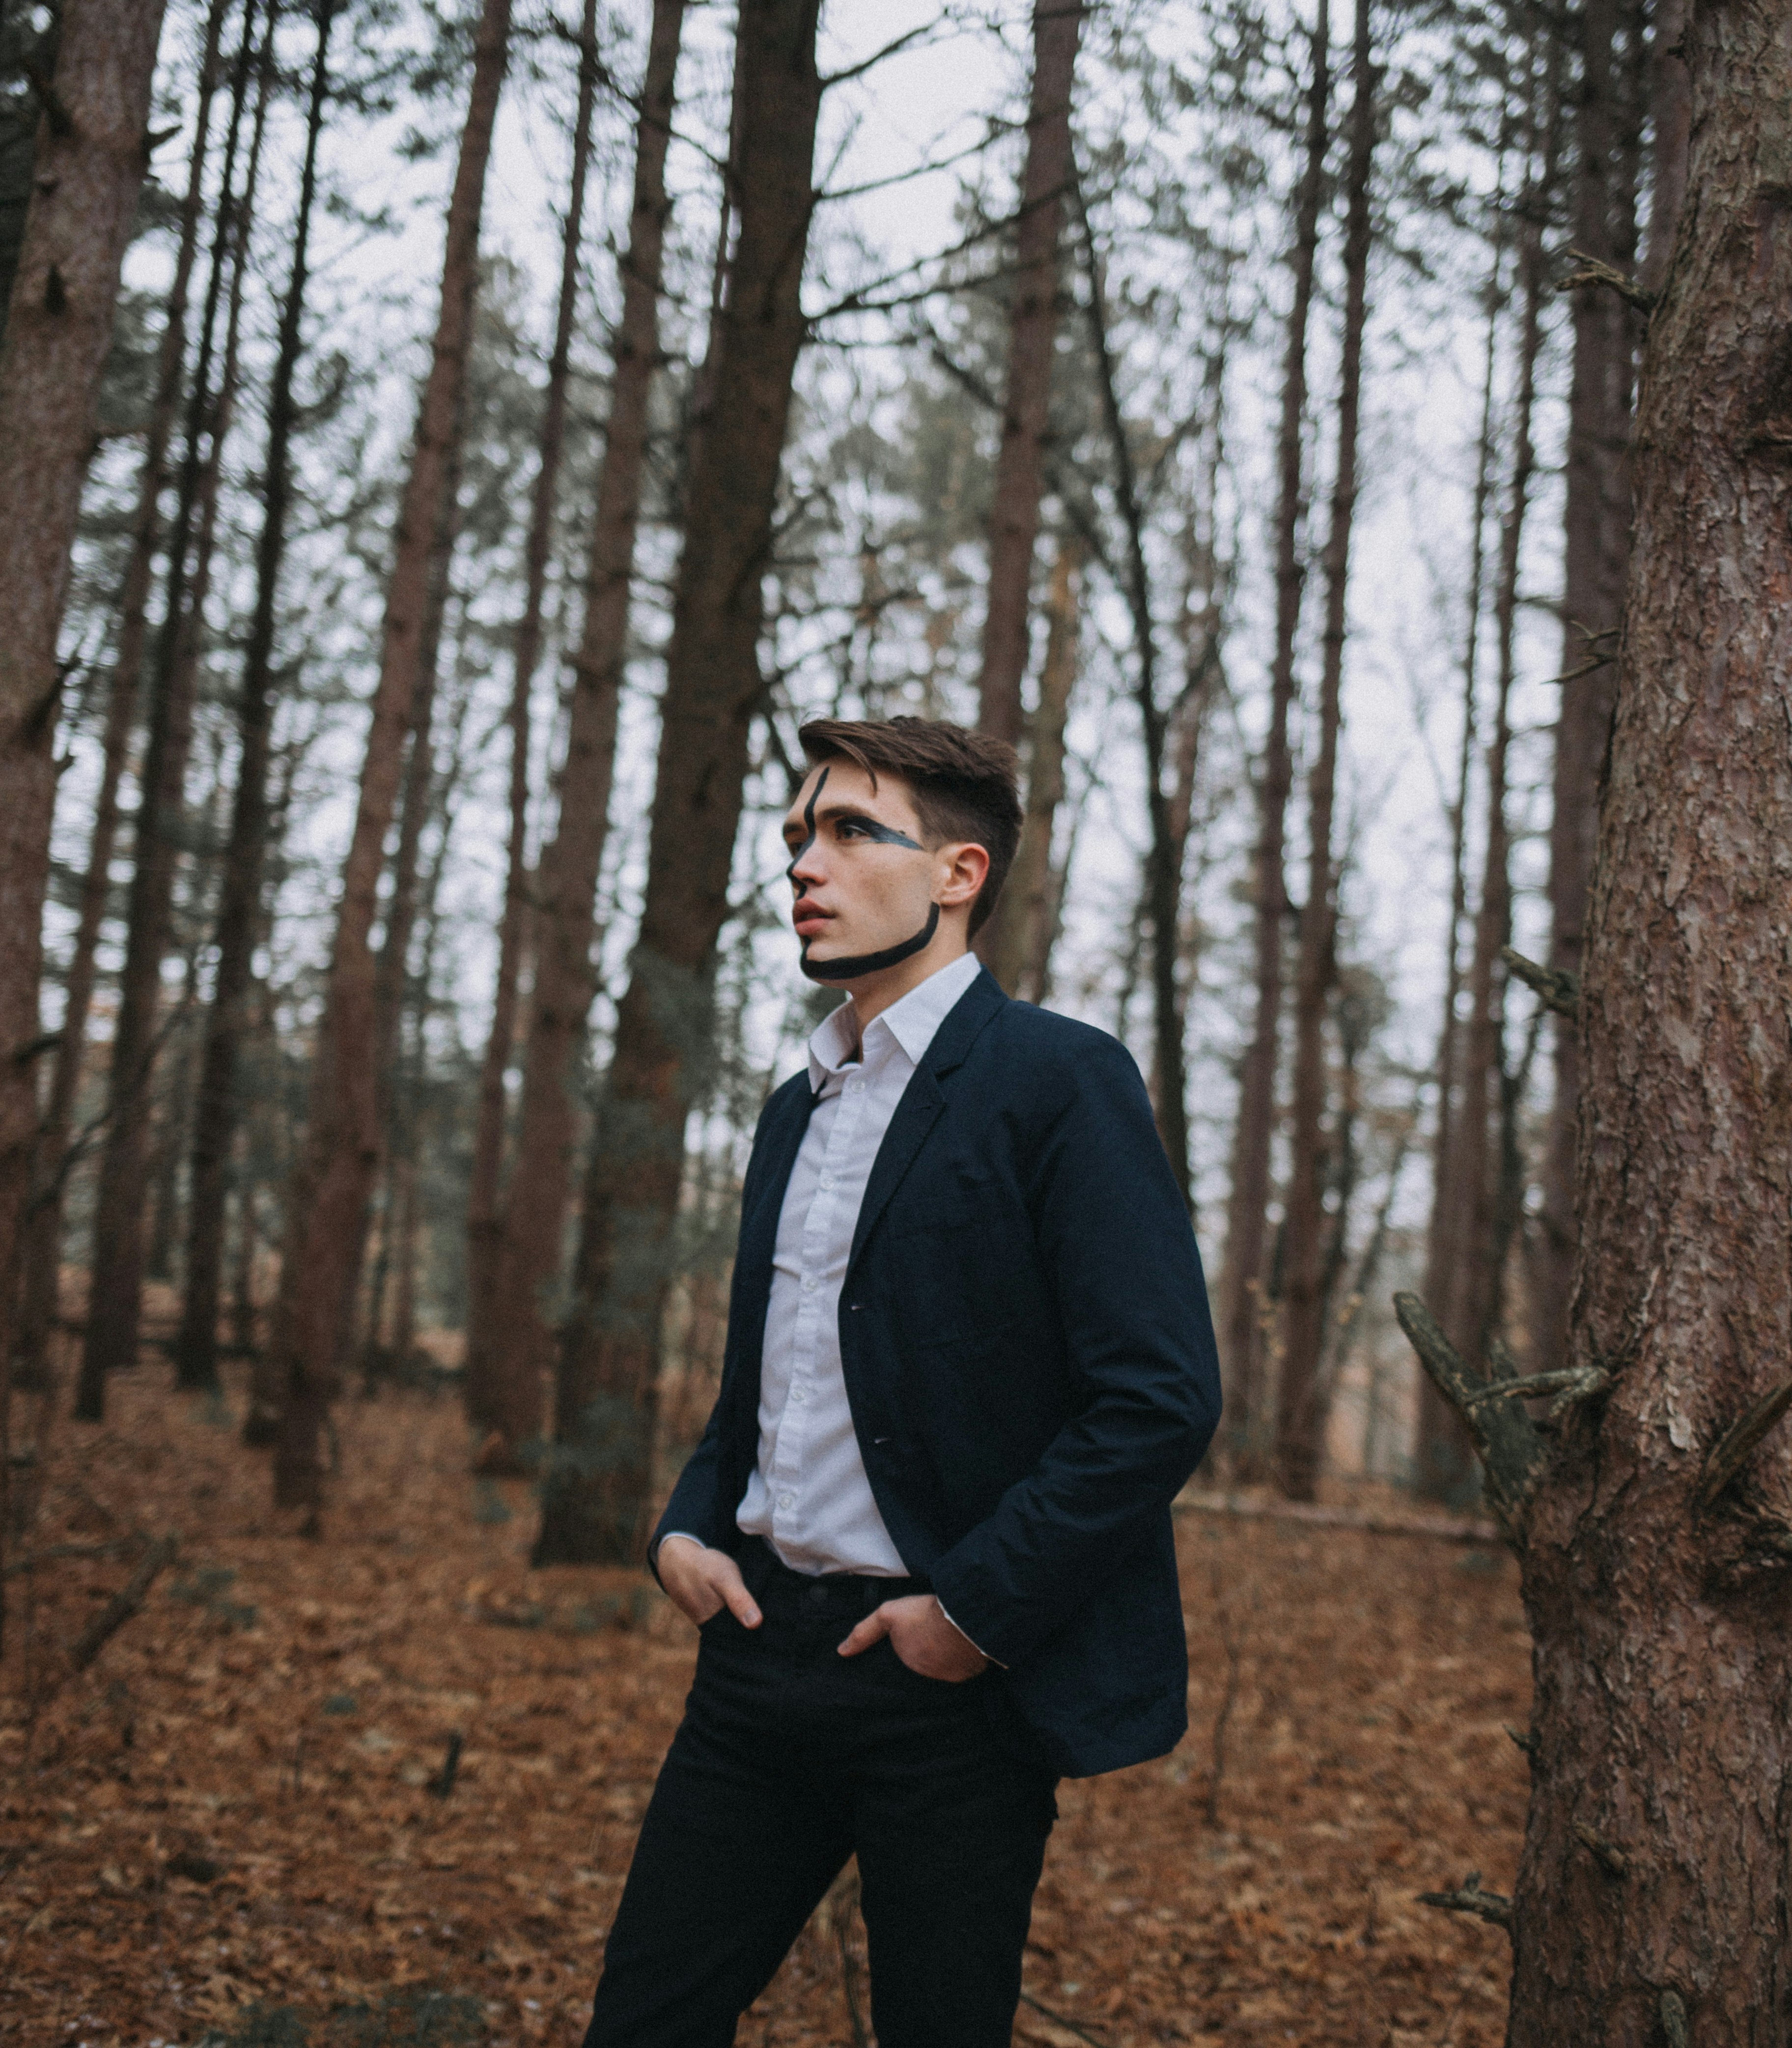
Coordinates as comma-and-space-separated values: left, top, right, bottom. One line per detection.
853, 818, 924, 851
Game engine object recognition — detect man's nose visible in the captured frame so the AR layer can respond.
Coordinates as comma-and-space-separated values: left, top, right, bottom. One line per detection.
789, 843, 828, 888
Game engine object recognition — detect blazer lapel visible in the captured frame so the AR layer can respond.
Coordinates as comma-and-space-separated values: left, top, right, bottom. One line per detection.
847, 967, 1007, 1272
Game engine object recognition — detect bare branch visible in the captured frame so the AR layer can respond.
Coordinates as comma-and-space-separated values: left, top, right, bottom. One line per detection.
1505, 1723, 1537, 1756
67, 1534, 178, 1672
1574, 1822, 1629, 1878
1555, 249, 1656, 314
819, 13, 950, 89
1502, 946, 1579, 1019
1466, 1364, 1610, 1424
1418, 1872, 1512, 1931
1697, 1376, 1792, 1509
1018, 1991, 1109, 2046
1392, 1293, 1548, 1535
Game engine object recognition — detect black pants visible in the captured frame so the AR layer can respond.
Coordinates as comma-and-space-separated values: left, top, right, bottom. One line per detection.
581, 1540, 1057, 2047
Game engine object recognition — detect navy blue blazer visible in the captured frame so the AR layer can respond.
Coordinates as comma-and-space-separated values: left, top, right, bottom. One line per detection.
654, 966, 1221, 1778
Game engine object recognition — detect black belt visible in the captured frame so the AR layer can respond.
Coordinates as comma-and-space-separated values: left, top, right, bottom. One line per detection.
736, 1534, 928, 1618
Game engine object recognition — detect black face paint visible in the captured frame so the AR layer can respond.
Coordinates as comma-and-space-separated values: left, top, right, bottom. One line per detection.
787, 764, 938, 981
799, 903, 940, 982
784, 766, 829, 885
852, 817, 925, 851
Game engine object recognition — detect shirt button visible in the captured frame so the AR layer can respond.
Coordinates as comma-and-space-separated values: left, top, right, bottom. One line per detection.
802, 1276, 817, 1293
846, 1079, 864, 1096
820, 1172, 836, 1190
777, 1492, 794, 1509
789, 1388, 806, 1404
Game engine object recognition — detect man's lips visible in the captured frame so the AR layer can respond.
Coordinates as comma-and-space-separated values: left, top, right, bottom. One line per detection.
792, 900, 832, 936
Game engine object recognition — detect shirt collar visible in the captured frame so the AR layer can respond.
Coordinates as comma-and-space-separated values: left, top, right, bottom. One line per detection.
806, 950, 982, 1093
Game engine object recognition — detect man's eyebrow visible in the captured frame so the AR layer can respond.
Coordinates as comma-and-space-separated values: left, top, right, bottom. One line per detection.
791, 799, 892, 831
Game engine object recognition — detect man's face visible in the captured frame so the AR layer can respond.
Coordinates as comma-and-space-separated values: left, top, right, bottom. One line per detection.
781, 761, 942, 985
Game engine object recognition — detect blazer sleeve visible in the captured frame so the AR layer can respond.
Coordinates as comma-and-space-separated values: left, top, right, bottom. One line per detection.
926, 1032, 1221, 1668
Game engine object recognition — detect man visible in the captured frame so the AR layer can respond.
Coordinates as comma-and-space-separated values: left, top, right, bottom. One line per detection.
583, 716, 1220, 2048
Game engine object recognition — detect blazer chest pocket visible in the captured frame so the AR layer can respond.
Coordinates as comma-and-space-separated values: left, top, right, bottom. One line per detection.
888, 1197, 977, 1239
886, 1169, 1002, 1241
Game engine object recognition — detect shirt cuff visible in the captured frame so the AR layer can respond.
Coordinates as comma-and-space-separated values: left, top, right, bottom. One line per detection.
656, 1532, 706, 1558
935, 1595, 1006, 1669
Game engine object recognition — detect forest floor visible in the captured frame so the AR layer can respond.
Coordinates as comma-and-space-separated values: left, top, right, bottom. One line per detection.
0, 1346, 1530, 2048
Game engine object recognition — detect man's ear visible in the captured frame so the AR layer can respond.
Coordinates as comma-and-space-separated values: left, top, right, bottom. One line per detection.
935, 841, 990, 910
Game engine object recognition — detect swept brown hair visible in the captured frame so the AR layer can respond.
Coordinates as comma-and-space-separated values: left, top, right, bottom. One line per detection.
796, 716, 1023, 938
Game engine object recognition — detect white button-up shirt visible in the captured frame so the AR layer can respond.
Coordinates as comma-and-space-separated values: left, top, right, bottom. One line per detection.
733, 949, 981, 1575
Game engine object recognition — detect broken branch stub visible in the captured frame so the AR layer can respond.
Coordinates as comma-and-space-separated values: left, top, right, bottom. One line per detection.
1502, 946, 1580, 1020
1418, 1871, 1512, 1932
67, 1534, 178, 1673
1393, 1293, 1547, 1536
1466, 1364, 1611, 1425
1574, 1821, 1630, 1879
1553, 248, 1657, 315
1697, 1375, 1792, 1509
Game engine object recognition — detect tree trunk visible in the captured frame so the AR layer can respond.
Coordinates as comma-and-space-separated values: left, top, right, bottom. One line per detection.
12, 0, 230, 1392
268, 0, 510, 1522
1217, 0, 1330, 1476
532, 0, 822, 1567
76, 0, 260, 1417
464, 0, 602, 1428
1420, 39, 1559, 1512
471, 0, 684, 1471
177, 0, 331, 1394
974, 0, 1085, 753
0, 0, 168, 1662
1077, 204, 1191, 1206
1275, 0, 1376, 1503
1445, 5, 1792, 2031
985, 535, 1082, 1001
1416, 210, 1507, 1501
1534, 0, 1645, 1380
229, 1172, 258, 1357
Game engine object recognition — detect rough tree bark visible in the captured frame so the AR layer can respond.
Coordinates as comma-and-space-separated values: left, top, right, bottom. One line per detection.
13, 0, 230, 1389
1217, 0, 1330, 1473
0, 0, 168, 1652
1534, 0, 1645, 1379
76, 0, 260, 1417
1406, 4, 1792, 2032
985, 535, 1082, 1001
974, 0, 1085, 755
462, 0, 601, 1430
268, 0, 510, 1517
175, 0, 333, 1393
1276, 0, 1376, 1503
469, 0, 684, 1471
533, 0, 823, 1566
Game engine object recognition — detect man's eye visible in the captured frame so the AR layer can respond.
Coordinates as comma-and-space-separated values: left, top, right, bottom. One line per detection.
837, 820, 867, 839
